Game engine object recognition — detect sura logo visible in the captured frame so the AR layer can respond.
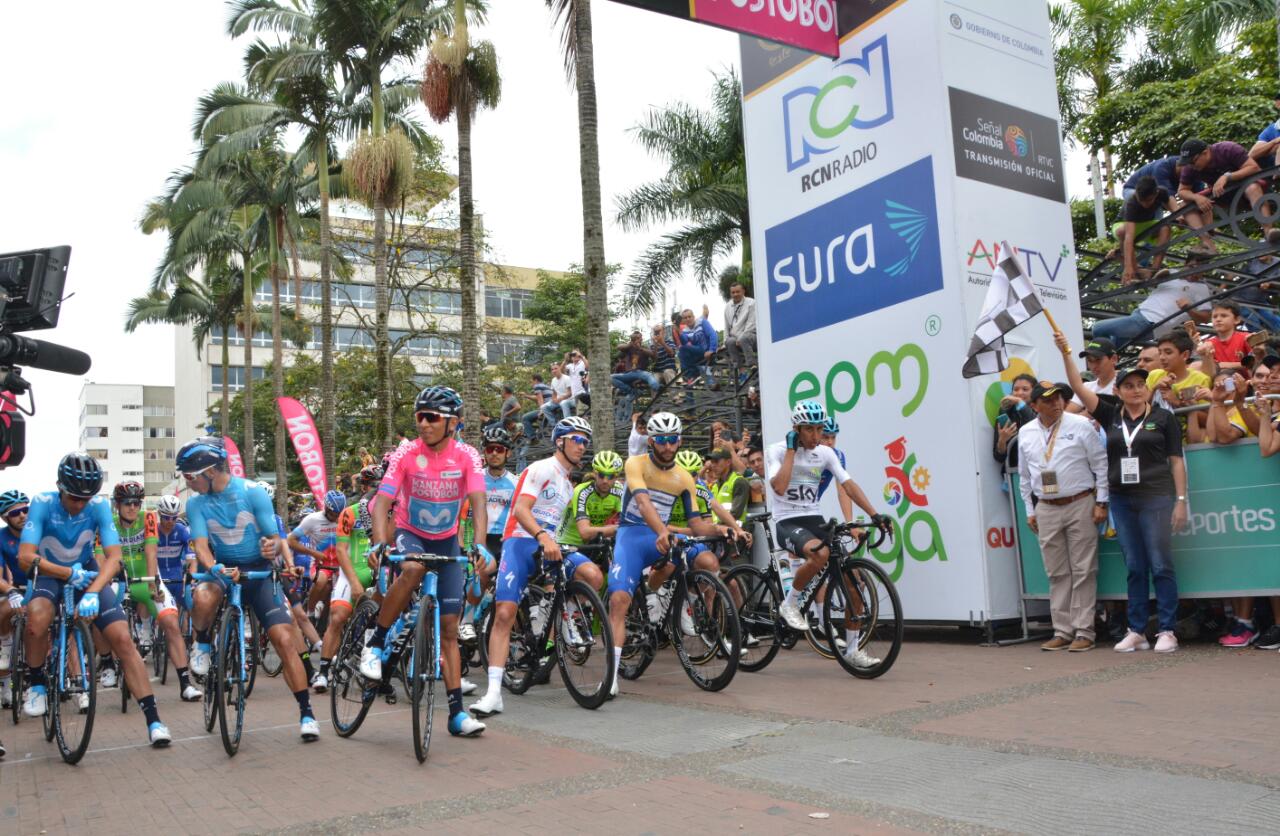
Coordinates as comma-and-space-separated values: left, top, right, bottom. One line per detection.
783, 35, 893, 172
766, 156, 943, 341
868, 435, 947, 582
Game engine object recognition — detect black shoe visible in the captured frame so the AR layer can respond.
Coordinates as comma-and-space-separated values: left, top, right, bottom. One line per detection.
379, 681, 398, 704
1255, 624, 1280, 650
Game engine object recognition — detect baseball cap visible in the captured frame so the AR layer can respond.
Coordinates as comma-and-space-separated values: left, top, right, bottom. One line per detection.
707, 447, 733, 461
1030, 380, 1072, 401
1178, 138, 1208, 165
1115, 367, 1150, 386
1079, 338, 1117, 358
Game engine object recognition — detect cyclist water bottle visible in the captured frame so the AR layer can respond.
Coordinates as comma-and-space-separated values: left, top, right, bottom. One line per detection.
777, 556, 795, 599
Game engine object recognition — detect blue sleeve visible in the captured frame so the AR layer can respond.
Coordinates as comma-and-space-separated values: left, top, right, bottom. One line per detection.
19, 498, 46, 546
247, 485, 278, 539
1259, 124, 1279, 142
276, 516, 287, 537
289, 523, 304, 539
703, 320, 718, 352
187, 498, 208, 540
93, 499, 120, 548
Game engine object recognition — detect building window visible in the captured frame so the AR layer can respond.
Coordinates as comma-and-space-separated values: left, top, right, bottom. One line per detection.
211, 366, 268, 392
122, 448, 142, 454
122, 470, 143, 477
86, 448, 108, 460
145, 449, 174, 460
485, 288, 532, 320
142, 405, 174, 417
487, 334, 535, 363
122, 404, 142, 410
85, 404, 108, 415
84, 426, 108, 438
210, 326, 282, 348
122, 426, 143, 432
145, 427, 176, 439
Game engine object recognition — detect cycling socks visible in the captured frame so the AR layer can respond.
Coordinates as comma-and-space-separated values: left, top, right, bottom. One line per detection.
28, 669, 47, 688
447, 687, 463, 717
300, 651, 314, 680
370, 623, 390, 649
486, 665, 502, 695
176, 667, 191, 690
612, 646, 622, 683
138, 694, 160, 727
293, 688, 315, 721
195, 629, 212, 645
318, 658, 331, 678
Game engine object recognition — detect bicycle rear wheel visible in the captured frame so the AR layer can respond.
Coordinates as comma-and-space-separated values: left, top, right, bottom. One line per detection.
155, 623, 168, 684
53, 619, 96, 764
724, 566, 783, 673
410, 599, 437, 763
10, 615, 25, 726
823, 558, 903, 679
670, 570, 740, 692
217, 607, 246, 756
619, 586, 655, 681
331, 598, 379, 737
555, 580, 613, 709
490, 600, 536, 695
202, 619, 218, 733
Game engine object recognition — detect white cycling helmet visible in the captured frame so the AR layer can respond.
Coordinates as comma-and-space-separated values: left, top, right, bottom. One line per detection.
790, 400, 827, 426
257, 480, 275, 500
156, 495, 181, 516
552, 416, 593, 442
646, 412, 682, 436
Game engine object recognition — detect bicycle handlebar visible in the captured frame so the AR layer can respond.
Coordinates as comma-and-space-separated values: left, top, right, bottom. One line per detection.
384, 552, 468, 565
819, 518, 891, 551
192, 569, 276, 583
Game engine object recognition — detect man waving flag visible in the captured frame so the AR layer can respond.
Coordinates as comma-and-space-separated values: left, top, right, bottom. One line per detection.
962, 241, 1048, 378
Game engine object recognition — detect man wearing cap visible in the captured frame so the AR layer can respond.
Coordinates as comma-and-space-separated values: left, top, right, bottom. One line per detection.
1017, 381, 1109, 652
1176, 138, 1280, 254
1067, 338, 1118, 415
1248, 93, 1280, 171
706, 448, 749, 524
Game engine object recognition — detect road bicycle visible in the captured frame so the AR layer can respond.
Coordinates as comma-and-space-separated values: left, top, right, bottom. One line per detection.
619, 535, 741, 691
8, 585, 29, 726
118, 575, 165, 713
727, 516, 902, 678
42, 568, 99, 764
483, 545, 614, 709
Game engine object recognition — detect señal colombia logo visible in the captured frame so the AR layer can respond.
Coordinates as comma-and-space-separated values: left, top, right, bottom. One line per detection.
870, 435, 946, 581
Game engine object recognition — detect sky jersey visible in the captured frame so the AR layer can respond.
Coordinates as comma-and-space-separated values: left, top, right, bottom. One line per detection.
292, 510, 341, 568
765, 441, 851, 521
619, 454, 699, 527
100, 509, 159, 579
186, 477, 278, 566
155, 521, 192, 582
379, 437, 484, 540
503, 456, 574, 540
817, 448, 847, 499
21, 492, 119, 568
485, 470, 517, 536
1, 526, 26, 587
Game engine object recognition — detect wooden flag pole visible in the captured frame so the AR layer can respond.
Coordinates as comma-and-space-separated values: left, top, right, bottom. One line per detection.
1042, 307, 1062, 335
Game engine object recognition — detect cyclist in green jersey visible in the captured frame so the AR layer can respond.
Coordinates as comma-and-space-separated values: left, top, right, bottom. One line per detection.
102, 482, 201, 700
558, 451, 624, 548
311, 502, 375, 692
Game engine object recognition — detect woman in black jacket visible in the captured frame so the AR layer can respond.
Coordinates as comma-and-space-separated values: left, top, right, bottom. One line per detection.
993, 374, 1038, 474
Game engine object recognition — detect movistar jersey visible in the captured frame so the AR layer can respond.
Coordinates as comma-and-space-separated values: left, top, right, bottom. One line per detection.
21, 491, 118, 568
559, 481, 623, 547
186, 477, 278, 565
669, 480, 714, 528
1, 525, 26, 586
155, 521, 192, 582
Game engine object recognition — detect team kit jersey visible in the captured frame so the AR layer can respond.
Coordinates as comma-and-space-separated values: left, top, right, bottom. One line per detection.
103, 510, 159, 580
668, 480, 714, 528
1, 525, 26, 586
185, 477, 278, 566
484, 470, 516, 536
155, 521, 193, 582
495, 456, 590, 604
558, 480, 623, 547
292, 510, 341, 568
609, 454, 703, 596
21, 492, 128, 629
379, 437, 484, 540
329, 504, 375, 607
764, 441, 850, 520
817, 447, 848, 499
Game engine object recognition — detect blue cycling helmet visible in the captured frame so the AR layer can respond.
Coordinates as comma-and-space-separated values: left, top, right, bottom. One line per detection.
552, 416, 592, 443
57, 453, 104, 498
323, 489, 347, 514
415, 385, 463, 417
790, 400, 827, 426
176, 436, 227, 474
0, 489, 29, 515
821, 417, 840, 435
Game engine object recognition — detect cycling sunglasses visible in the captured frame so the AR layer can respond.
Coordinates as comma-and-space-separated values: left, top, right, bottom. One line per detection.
119, 499, 143, 508
415, 411, 446, 424
5, 507, 28, 519
484, 444, 509, 455
159, 514, 180, 522
652, 434, 681, 446
181, 465, 215, 480
563, 434, 591, 446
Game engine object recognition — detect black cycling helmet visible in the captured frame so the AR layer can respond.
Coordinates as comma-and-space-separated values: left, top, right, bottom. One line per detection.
175, 436, 228, 474
113, 481, 146, 503
359, 464, 383, 484
483, 426, 513, 449
57, 453, 104, 499
414, 385, 463, 418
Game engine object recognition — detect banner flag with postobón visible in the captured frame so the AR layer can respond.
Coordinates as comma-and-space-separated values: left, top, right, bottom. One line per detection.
277, 397, 328, 504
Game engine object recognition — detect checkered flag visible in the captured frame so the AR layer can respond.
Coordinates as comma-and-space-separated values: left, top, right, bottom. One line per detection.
962, 241, 1045, 378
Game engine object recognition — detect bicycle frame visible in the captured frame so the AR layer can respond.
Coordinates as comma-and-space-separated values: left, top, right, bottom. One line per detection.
379, 552, 467, 683
192, 568, 274, 684
55, 569, 97, 697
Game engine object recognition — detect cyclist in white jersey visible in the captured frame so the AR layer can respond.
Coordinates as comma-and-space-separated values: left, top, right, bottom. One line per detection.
767, 401, 890, 667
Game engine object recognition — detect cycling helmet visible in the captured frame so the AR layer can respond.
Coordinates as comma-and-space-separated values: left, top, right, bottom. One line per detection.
256, 480, 275, 500
790, 400, 827, 426
176, 436, 227, 473
57, 453, 104, 498
591, 450, 623, 476
156, 495, 182, 516
113, 481, 146, 503
552, 416, 592, 443
359, 465, 383, 484
483, 426, 513, 449
646, 412, 682, 436
674, 450, 703, 474
0, 489, 29, 515
323, 489, 347, 514
821, 417, 840, 435
414, 385, 463, 417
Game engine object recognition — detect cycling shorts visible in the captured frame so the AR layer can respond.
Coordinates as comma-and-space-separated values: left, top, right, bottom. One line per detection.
283, 575, 311, 607
200, 560, 293, 632
494, 537, 591, 604
163, 581, 186, 612
775, 515, 827, 557
484, 533, 503, 567
31, 573, 126, 631
608, 526, 669, 597
128, 580, 178, 618
330, 558, 375, 611
393, 529, 464, 616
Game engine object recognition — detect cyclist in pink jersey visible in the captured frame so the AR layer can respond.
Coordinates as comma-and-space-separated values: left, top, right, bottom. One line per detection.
360, 386, 491, 738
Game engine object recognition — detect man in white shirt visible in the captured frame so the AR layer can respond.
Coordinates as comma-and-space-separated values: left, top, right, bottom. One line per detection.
723, 282, 757, 371
627, 413, 649, 457
550, 362, 575, 418
564, 349, 588, 412
1017, 381, 1109, 652
1068, 338, 1118, 414
1092, 263, 1213, 348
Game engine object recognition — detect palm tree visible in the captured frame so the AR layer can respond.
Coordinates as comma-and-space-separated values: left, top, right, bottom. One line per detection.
421, 0, 500, 445
545, 0, 613, 449
614, 70, 748, 316
1152, 0, 1276, 63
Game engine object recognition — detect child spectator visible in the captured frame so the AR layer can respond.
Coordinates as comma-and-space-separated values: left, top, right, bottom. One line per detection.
1194, 301, 1251, 376
1148, 330, 1211, 442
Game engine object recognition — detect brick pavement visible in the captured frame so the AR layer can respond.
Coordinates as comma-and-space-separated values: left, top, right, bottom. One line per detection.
2, 636, 1278, 834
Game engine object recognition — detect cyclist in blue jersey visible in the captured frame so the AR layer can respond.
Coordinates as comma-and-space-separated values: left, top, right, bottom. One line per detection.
0, 490, 30, 706
18, 454, 172, 746
816, 418, 855, 523
153, 495, 202, 701
178, 437, 318, 743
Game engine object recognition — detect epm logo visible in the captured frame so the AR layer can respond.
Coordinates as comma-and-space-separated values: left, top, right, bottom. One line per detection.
783, 34, 893, 185
766, 156, 943, 341
871, 435, 946, 582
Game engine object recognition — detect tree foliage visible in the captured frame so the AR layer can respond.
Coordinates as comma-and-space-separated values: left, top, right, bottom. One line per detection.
521, 264, 625, 364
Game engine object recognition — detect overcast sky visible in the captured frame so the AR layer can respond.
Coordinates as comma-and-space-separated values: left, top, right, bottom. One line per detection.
1, 0, 1088, 489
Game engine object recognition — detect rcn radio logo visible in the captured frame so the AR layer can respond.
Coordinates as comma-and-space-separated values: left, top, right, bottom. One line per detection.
783, 35, 894, 172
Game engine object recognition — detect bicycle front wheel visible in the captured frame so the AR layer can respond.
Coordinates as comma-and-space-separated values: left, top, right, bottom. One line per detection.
619, 586, 655, 681
823, 558, 903, 679
10, 615, 25, 726
202, 630, 218, 733
670, 570, 740, 692
410, 599, 437, 763
53, 619, 96, 764
217, 607, 246, 756
490, 600, 535, 695
243, 612, 260, 699
724, 566, 783, 673
555, 580, 613, 710
331, 598, 379, 738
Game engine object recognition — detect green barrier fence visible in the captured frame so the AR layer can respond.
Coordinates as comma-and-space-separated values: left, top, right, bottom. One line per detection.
1012, 439, 1280, 599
